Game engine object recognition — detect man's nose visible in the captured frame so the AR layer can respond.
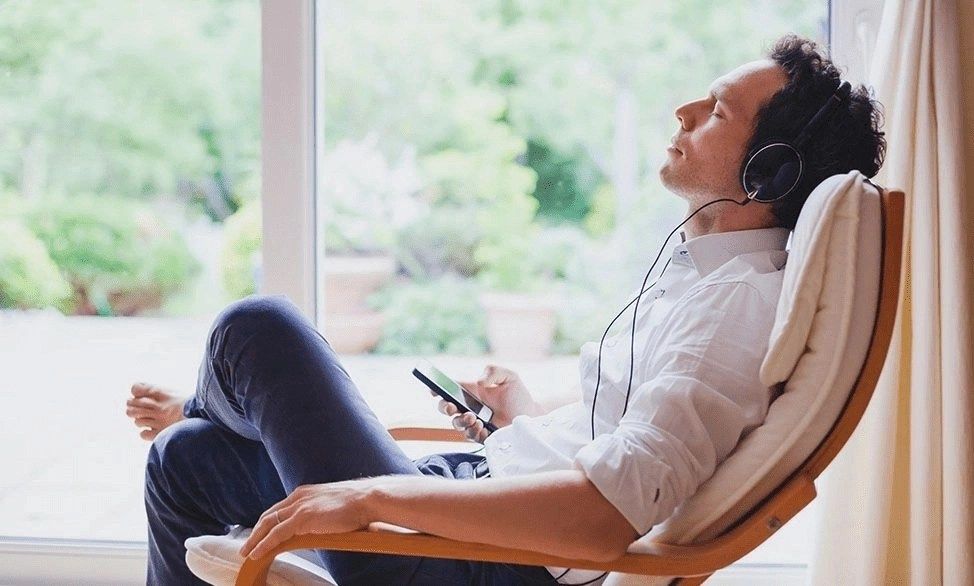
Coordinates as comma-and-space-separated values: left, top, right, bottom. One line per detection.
674, 103, 693, 130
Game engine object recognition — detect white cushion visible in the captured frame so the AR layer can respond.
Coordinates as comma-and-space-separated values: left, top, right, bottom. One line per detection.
185, 525, 336, 586
607, 171, 882, 585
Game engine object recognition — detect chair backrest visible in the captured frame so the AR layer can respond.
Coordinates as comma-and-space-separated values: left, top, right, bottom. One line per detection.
622, 174, 904, 556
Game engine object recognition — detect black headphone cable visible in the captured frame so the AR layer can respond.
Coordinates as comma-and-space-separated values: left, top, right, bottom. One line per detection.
590, 196, 750, 439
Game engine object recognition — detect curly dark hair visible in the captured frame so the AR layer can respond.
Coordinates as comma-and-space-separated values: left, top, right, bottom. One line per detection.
744, 35, 887, 230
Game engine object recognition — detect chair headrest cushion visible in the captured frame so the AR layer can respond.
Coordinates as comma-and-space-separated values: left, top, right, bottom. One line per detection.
759, 171, 868, 386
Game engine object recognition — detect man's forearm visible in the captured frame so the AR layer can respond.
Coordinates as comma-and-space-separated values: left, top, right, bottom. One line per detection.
363, 469, 637, 562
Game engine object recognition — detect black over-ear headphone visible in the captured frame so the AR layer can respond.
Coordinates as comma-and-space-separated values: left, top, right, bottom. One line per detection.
740, 80, 852, 203
589, 80, 854, 446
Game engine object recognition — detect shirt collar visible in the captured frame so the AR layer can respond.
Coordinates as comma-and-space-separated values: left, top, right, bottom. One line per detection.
674, 227, 790, 277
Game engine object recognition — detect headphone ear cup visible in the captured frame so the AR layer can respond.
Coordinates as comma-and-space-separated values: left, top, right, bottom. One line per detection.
763, 160, 801, 203
741, 143, 803, 202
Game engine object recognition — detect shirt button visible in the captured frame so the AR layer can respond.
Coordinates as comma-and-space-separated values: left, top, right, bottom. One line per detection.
500, 442, 511, 450
680, 250, 688, 255
541, 420, 551, 427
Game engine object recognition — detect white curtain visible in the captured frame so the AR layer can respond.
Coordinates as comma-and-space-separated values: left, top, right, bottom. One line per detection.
809, 0, 974, 584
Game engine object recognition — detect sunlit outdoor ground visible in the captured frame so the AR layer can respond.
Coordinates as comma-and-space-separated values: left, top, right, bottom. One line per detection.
0, 310, 817, 571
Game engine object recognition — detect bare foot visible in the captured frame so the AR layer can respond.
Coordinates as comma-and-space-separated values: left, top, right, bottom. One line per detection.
126, 382, 187, 441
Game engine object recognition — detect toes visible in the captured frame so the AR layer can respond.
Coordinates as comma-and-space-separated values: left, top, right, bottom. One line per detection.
127, 397, 159, 410
126, 406, 154, 418
133, 417, 155, 428
131, 383, 162, 398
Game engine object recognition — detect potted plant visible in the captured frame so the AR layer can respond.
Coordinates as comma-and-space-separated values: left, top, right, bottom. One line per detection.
475, 210, 574, 360
320, 138, 425, 353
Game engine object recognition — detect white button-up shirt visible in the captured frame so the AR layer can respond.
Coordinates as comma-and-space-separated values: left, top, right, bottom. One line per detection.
484, 226, 790, 582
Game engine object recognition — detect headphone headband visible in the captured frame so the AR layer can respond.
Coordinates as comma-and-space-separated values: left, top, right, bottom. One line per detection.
793, 81, 852, 149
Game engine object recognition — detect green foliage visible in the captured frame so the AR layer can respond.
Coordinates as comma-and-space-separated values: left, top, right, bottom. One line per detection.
0, 0, 260, 215
475, 224, 582, 293
25, 195, 200, 315
221, 200, 262, 298
0, 0, 826, 327
369, 276, 488, 355
472, 190, 540, 292
321, 138, 425, 254
396, 206, 483, 279
584, 184, 617, 238
0, 219, 72, 310
417, 92, 537, 209
525, 139, 602, 224
405, 91, 544, 293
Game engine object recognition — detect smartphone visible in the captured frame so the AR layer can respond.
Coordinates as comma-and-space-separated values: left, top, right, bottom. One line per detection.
412, 359, 497, 433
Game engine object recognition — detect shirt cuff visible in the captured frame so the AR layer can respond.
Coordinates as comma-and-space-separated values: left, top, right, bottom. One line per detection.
574, 434, 671, 535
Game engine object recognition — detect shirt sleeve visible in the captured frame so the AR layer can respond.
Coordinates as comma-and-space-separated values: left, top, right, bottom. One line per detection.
573, 281, 778, 534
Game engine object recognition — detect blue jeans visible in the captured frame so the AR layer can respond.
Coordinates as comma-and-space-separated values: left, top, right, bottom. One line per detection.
144, 295, 555, 585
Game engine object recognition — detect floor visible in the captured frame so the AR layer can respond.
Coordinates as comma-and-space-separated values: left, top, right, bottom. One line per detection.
0, 310, 817, 570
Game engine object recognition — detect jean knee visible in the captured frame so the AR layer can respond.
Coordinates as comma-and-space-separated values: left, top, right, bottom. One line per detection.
207, 295, 311, 356
146, 419, 220, 494
217, 294, 299, 331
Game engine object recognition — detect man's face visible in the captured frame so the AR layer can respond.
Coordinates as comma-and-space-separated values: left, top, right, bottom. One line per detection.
659, 59, 788, 204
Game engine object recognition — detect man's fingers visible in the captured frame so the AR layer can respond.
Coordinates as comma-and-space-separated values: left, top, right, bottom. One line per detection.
248, 520, 297, 560
242, 508, 299, 560
451, 412, 475, 430
467, 420, 485, 441
439, 400, 458, 416
259, 491, 302, 522
453, 413, 482, 438
451, 415, 467, 431
481, 364, 504, 382
243, 501, 298, 557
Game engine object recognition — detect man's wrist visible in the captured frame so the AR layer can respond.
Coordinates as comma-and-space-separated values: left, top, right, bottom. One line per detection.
356, 476, 402, 527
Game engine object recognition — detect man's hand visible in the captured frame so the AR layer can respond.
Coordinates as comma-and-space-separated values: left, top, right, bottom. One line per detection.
239, 480, 375, 560
435, 364, 546, 442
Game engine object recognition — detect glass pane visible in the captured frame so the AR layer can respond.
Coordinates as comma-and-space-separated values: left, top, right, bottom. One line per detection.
0, 0, 260, 540
316, 0, 826, 572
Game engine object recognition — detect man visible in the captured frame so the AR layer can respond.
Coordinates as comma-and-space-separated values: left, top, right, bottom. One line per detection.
126, 35, 884, 585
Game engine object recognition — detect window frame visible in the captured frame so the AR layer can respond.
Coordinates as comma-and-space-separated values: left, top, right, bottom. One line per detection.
0, 0, 887, 581
260, 0, 319, 322
0, 1, 317, 582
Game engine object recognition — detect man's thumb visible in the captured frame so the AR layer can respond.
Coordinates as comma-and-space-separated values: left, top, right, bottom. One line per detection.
457, 380, 480, 396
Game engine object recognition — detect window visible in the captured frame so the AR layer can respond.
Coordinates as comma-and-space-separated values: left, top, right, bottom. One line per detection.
0, 0, 887, 582
0, 0, 261, 578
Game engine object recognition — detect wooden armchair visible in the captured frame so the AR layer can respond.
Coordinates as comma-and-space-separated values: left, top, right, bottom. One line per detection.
235, 187, 904, 585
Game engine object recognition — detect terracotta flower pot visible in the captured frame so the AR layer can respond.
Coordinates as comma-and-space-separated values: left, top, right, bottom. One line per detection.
479, 291, 557, 360
322, 254, 396, 353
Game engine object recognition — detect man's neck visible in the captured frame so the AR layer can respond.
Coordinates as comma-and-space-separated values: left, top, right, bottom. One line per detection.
682, 197, 775, 240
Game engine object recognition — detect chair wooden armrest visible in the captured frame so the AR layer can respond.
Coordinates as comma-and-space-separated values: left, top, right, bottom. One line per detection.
234, 471, 816, 585
386, 426, 467, 442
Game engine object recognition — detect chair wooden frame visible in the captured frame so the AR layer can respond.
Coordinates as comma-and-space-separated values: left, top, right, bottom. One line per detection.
236, 189, 905, 586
